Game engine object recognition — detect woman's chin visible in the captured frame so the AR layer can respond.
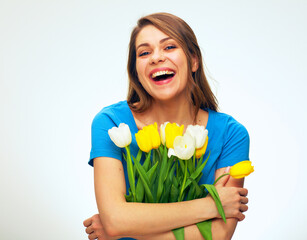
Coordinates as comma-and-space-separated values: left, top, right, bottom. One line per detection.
152, 92, 184, 103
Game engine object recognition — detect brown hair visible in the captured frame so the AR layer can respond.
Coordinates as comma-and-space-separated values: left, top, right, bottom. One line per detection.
127, 12, 218, 117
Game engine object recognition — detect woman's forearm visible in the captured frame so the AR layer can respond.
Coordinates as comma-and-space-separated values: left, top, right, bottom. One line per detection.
102, 216, 238, 240
134, 218, 238, 240
136, 224, 204, 240
99, 197, 218, 238
211, 218, 238, 240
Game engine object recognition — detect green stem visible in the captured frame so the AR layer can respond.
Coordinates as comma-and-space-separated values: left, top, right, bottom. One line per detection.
192, 153, 195, 172
125, 146, 136, 201
178, 160, 187, 201
196, 154, 199, 166
213, 173, 230, 185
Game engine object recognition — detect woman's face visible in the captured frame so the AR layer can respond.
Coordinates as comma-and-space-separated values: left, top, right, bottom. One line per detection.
135, 25, 197, 103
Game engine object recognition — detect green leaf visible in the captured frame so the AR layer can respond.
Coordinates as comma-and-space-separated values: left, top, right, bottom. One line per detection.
200, 185, 208, 198
125, 188, 133, 202
178, 160, 188, 202
132, 155, 138, 177
196, 220, 212, 240
151, 170, 159, 202
196, 154, 204, 169
134, 157, 154, 203
143, 151, 152, 172
170, 183, 179, 202
186, 183, 195, 201
156, 145, 168, 202
172, 227, 184, 240
147, 162, 158, 202
150, 168, 158, 186
203, 184, 226, 223
124, 146, 136, 202
186, 176, 203, 200
183, 151, 211, 192
166, 156, 175, 179
158, 144, 164, 153
136, 148, 143, 160
136, 179, 144, 202
187, 158, 194, 175
178, 159, 185, 176
173, 174, 179, 188
186, 173, 204, 201
160, 163, 176, 202
195, 173, 204, 198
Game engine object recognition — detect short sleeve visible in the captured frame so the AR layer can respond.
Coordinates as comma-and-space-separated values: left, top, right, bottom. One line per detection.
89, 112, 122, 167
217, 117, 250, 169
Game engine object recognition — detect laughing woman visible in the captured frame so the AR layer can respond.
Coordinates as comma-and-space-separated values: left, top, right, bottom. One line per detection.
84, 13, 250, 240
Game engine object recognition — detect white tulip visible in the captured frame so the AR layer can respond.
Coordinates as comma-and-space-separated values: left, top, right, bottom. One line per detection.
108, 123, 132, 148
172, 133, 195, 160
168, 148, 176, 158
159, 121, 169, 145
186, 125, 208, 149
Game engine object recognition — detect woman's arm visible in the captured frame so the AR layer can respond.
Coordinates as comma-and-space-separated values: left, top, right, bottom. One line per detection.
94, 156, 218, 238
210, 167, 247, 240
93, 156, 247, 239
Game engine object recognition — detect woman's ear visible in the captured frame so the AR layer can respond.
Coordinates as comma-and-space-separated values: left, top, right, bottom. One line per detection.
191, 56, 199, 72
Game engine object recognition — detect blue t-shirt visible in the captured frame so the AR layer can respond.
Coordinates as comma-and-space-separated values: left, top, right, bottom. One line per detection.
89, 100, 250, 240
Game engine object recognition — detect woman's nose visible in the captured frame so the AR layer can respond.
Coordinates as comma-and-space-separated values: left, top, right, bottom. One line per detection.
150, 50, 166, 64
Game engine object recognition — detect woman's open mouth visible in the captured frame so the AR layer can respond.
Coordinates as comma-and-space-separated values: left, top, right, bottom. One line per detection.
150, 70, 175, 85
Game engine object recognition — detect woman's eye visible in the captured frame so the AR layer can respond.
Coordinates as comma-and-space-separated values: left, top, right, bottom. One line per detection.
165, 45, 176, 50
139, 51, 150, 57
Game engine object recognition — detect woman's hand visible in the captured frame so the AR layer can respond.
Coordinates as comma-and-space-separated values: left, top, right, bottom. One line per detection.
83, 214, 113, 240
214, 172, 248, 221
83, 215, 154, 240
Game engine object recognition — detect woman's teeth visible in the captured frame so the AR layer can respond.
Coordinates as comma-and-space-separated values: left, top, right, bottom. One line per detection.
151, 70, 175, 79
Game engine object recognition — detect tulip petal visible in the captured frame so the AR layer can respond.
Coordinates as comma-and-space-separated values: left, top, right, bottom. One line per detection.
168, 148, 176, 158
173, 133, 195, 160
160, 122, 169, 145
135, 123, 161, 152
108, 123, 132, 148
230, 161, 254, 179
186, 125, 208, 149
195, 136, 209, 159
165, 123, 184, 149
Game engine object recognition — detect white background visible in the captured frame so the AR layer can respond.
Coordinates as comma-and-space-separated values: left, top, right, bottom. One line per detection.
1, 0, 306, 239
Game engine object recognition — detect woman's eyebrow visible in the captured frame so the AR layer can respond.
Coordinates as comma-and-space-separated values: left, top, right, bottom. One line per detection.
160, 37, 172, 43
136, 37, 172, 50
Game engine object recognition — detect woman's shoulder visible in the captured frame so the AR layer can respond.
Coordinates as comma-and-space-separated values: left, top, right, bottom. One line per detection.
96, 100, 128, 115
208, 109, 249, 137
92, 100, 137, 131
93, 100, 130, 120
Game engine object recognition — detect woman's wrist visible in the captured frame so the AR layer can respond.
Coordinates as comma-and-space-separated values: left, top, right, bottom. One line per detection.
201, 196, 219, 220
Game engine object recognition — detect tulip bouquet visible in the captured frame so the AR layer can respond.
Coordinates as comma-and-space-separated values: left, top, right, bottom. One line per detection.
108, 122, 254, 240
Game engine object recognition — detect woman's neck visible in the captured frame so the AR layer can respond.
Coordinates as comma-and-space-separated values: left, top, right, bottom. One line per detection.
151, 99, 195, 125
132, 97, 197, 130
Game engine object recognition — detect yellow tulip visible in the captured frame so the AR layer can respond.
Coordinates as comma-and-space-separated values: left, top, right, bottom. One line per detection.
165, 123, 184, 149
230, 161, 254, 179
195, 136, 208, 159
146, 123, 161, 149
135, 122, 161, 152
